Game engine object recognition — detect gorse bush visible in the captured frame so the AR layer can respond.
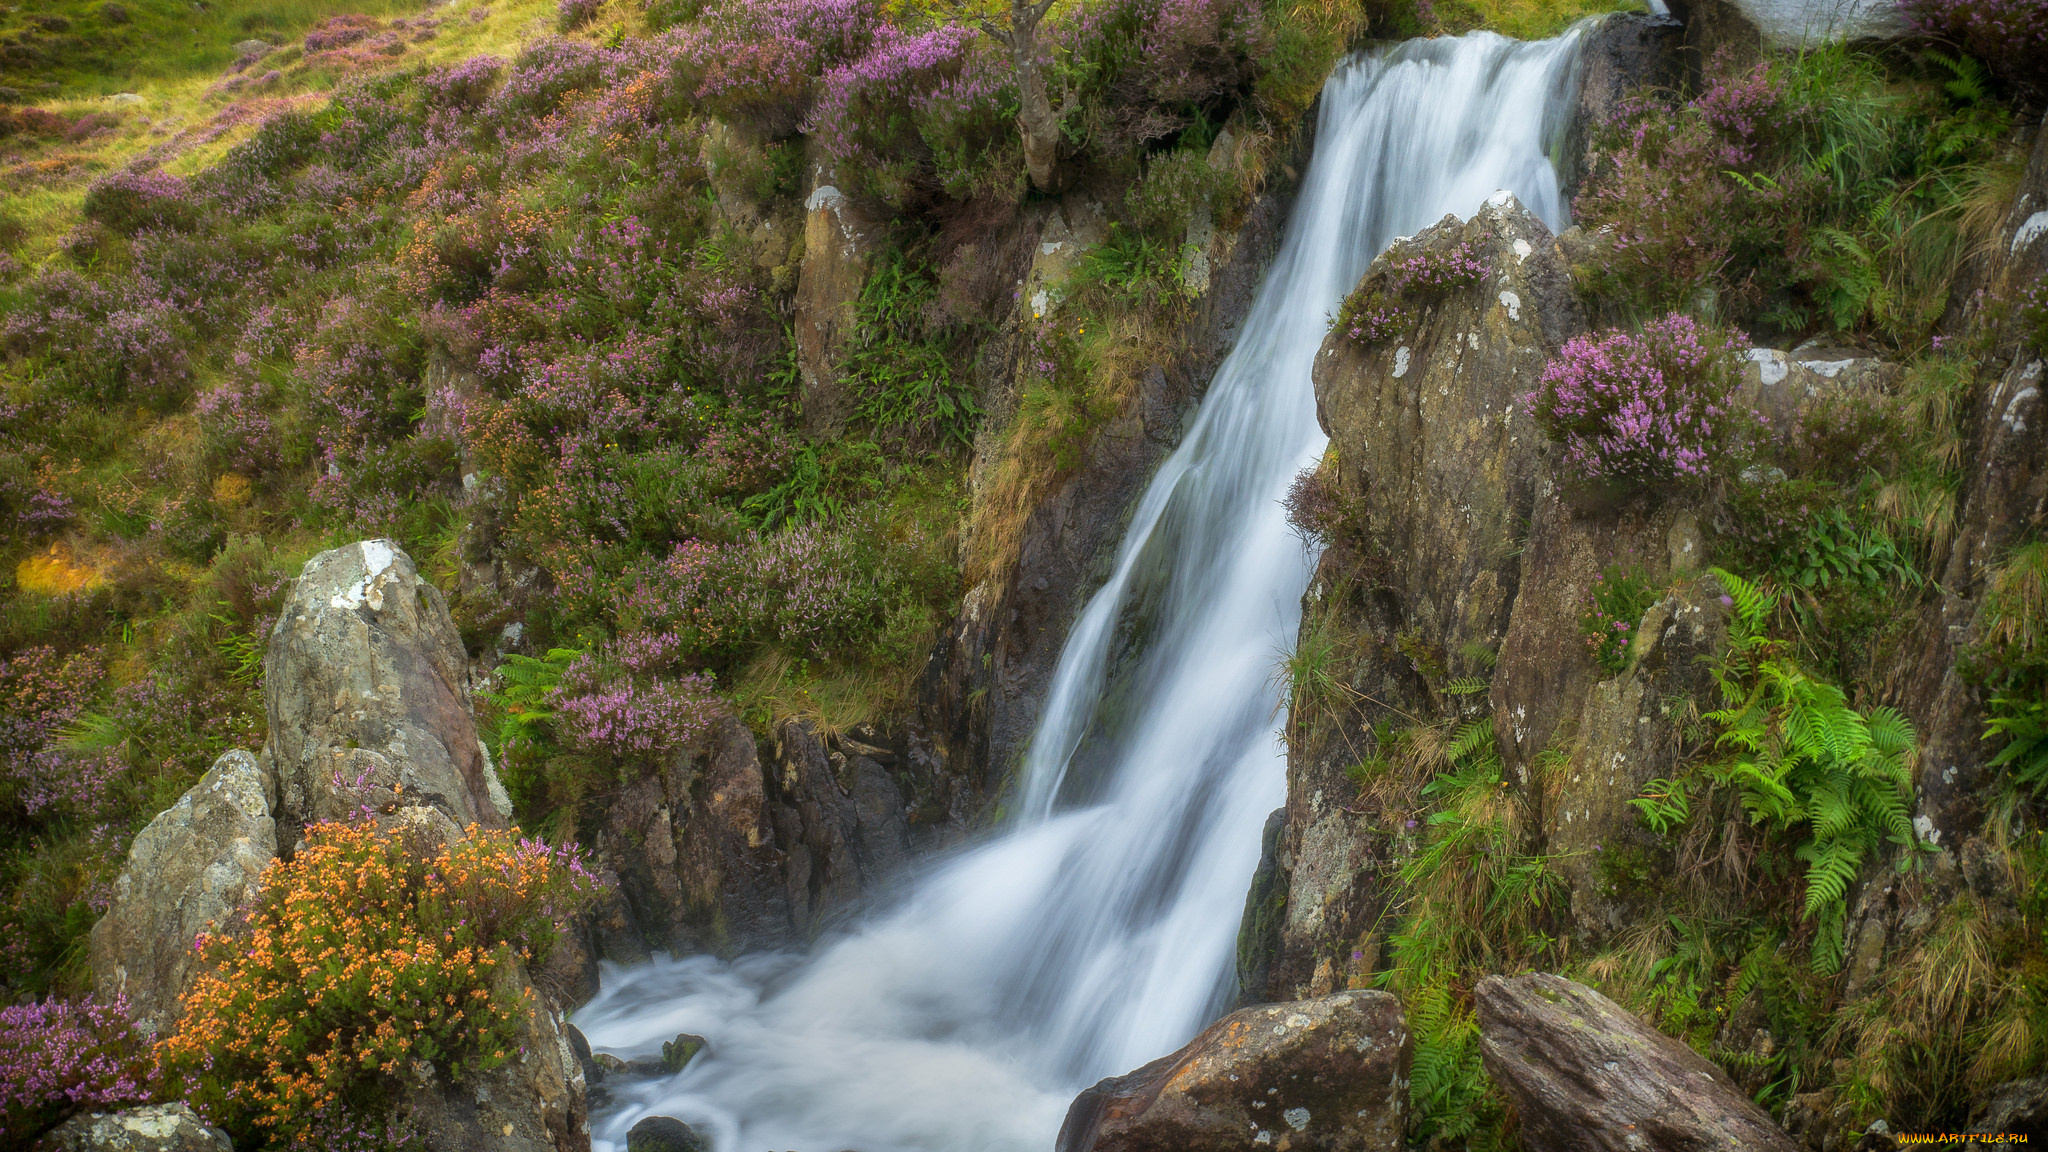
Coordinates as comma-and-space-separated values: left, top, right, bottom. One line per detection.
158, 822, 602, 1148
1526, 313, 1746, 487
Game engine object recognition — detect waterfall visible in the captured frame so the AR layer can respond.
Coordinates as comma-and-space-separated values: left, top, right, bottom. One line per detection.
576, 29, 1584, 1152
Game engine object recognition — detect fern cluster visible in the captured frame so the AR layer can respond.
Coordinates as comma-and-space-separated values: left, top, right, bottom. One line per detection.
1377, 716, 1563, 1144
1977, 542, 2048, 796
1697, 569, 1925, 972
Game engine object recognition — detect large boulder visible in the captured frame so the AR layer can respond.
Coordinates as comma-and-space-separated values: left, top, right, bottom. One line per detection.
39, 1103, 232, 1152
1056, 990, 1410, 1152
88, 749, 276, 1037
263, 539, 511, 846
1476, 973, 1799, 1152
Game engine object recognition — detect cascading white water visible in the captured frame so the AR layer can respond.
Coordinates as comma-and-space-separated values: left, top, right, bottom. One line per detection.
576, 30, 1583, 1152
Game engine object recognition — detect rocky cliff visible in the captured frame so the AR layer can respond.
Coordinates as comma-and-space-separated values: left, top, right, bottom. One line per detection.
1237, 87, 2048, 1147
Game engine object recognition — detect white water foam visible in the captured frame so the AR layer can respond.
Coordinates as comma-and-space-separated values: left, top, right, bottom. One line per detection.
576, 30, 1584, 1152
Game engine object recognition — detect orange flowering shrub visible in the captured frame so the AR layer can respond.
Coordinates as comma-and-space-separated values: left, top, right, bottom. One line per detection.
156, 822, 601, 1148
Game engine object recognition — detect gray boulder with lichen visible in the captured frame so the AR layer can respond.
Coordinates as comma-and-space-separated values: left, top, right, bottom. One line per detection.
262, 539, 512, 846
1057, 990, 1410, 1152
88, 748, 275, 1038
1476, 972, 1800, 1152
41, 1103, 234, 1152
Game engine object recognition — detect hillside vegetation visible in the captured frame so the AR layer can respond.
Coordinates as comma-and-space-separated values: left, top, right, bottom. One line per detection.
0, 0, 2043, 1143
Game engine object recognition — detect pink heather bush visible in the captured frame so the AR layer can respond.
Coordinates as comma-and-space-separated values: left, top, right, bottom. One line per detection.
0, 646, 118, 818
1526, 313, 1747, 486
1901, 0, 2048, 91
1573, 64, 1788, 315
671, 0, 880, 137
553, 659, 721, 756
81, 170, 195, 235
304, 13, 380, 52
1333, 239, 1487, 347
423, 54, 507, 108
558, 0, 604, 32
1137, 0, 1267, 108
807, 23, 1010, 204
0, 995, 152, 1141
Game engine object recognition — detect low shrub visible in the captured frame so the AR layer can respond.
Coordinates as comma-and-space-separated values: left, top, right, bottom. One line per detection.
806, 24, 1010, 208
670, 0, 879, 138
1525, 313, 1746, 488
558, 0, 604, 31
81, 170, 196, 235
1579, 563, 1657, 675
1901, 0, 2048, 94
157, 822, 602, 1148
0, 994, 152, 1143
1331, 238, 1486, 348
1574, 49, 2012, 348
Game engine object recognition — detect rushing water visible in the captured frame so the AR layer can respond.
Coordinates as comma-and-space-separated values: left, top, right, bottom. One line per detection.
576, 30, 1583, 1152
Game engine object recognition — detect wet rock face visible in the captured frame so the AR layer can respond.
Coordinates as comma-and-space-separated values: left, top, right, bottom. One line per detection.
597, 715, 947, 956
1902, 120, 2048, 842
88, 749, 276, 1038
40, 1103, 233, 1152
980, 146, 1308, 789
1261, 194, 1586, 1000
1561, 14, 1684, 203
264, 539, 511, 846
1476, 973, 1799, 1152
1544, 578, 1728, 949
1057, 990, 1411, 1152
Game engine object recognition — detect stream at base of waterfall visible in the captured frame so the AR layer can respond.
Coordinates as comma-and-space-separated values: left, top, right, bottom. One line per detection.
574, 30, 1584, 1152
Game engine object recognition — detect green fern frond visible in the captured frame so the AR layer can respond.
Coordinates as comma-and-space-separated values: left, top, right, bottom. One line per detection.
1447, 717, 1495, 764
1708, 567, 1773, 633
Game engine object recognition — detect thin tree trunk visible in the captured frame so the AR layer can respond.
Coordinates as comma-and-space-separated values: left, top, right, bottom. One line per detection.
1013, 31, 1060, 191
1002, 0, 1062, 192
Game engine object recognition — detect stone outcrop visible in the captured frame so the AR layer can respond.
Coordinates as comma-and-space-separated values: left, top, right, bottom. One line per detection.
39, 1103, 233, 1152
1476, 973, 1800, 1152
593, 712, 783, 957
794, 167, 879, 438
1253, 193, 1590, 1000
596, 714, 956, 955
975, 134, 1312, 789
1901, 119, 2048, 844
1560, 13, 1684, 203
403, 964, 590, 1152
88, 749, 276, 1037
625, 1115, 709, 1152
1544, 577, 1727, 947
263, 539, 512, 847
1057, 990, 1410, 1152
